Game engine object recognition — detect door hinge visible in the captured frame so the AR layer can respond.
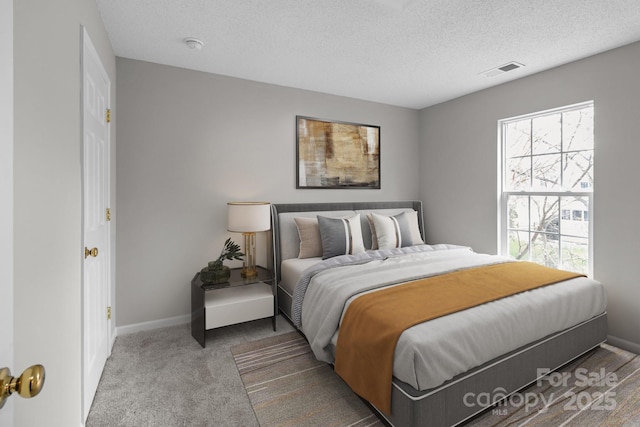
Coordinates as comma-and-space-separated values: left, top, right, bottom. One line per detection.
107, 306, 112, 320
106, 108, 111, 123
106, 208, 111, 222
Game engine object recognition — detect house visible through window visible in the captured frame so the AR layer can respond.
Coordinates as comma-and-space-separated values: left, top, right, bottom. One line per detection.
499, 102, 594, 274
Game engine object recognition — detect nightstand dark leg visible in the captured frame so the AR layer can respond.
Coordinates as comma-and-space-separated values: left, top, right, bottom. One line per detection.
191, 275, 206, 348
272, 315, 276, 331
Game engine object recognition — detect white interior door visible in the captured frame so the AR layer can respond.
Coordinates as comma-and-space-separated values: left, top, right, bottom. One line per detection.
0, 0, 14, 424
82, 27, 111, 422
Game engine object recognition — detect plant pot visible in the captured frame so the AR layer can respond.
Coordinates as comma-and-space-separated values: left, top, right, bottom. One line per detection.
200, 264, 231, 284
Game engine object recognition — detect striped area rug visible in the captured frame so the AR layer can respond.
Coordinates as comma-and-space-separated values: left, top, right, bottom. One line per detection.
232, 332, 640, 427
231, 331, 383, 427
469, 343, 640, 426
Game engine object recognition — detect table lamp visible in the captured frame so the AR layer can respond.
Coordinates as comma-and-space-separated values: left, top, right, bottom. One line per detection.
227, 202, 271, 278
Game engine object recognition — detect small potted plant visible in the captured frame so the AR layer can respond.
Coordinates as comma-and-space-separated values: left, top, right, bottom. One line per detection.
200, 238, 244, 284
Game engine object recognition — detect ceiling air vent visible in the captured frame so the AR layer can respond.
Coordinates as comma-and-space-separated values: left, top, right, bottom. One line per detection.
481, 61, 525, 77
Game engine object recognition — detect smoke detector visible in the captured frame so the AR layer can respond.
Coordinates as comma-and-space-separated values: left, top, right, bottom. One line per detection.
184, 38, 204, 50
480, 61, 525, 77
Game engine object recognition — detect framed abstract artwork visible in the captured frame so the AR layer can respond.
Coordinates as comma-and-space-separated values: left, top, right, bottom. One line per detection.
296, 116, 380, 189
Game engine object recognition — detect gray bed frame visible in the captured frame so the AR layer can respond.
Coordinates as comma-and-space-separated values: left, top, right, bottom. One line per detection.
271, 201, 607, 427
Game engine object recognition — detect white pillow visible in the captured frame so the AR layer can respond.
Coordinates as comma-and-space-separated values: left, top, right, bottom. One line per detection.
369, 211, 424, 249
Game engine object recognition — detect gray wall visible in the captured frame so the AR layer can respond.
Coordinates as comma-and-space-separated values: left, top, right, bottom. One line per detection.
419, 41, 640, 352
13, 0, 116, 424
116, 58, 421, 327
117, 42, 640, 352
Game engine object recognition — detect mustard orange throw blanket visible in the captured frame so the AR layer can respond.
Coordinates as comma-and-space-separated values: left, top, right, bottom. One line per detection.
334, 261, 584, 415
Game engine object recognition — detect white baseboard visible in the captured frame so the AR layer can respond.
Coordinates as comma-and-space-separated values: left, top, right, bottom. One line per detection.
607, 334, 640, 355
116, 314, 190, 336
109, 328, 116, 350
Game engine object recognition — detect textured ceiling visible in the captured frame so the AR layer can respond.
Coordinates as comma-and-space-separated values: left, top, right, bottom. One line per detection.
95, 0, 640, 109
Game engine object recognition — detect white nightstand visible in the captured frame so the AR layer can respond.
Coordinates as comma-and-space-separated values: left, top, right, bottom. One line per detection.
191, 266, 276, 348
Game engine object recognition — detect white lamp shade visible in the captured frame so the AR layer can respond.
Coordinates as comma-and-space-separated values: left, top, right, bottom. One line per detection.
227, 202, 271, 232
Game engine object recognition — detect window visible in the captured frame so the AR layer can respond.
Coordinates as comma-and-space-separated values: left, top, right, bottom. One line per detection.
499, 102, 594, 275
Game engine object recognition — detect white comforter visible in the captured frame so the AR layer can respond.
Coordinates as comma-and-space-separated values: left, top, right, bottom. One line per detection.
299, 246, 607, 391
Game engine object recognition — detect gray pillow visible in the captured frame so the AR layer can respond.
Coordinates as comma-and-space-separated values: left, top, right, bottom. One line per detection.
317, 214, 365, 259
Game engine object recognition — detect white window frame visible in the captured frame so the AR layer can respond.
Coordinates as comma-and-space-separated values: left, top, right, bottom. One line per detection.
498, 101, 594, 276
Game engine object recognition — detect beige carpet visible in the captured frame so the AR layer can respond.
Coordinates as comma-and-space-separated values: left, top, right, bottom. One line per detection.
86, 318, 297, 427
231, 331, 383, 427
232, 332, 640, 427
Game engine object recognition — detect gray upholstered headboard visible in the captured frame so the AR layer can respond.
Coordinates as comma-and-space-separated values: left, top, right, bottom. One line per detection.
270, 201, 424, 284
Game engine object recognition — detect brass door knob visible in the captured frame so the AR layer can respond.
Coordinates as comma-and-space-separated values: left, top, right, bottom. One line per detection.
84, 247, 99, 258
0, 365, 46, 409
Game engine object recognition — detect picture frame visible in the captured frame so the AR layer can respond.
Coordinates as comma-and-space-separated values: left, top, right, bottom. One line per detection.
296, 116, 380, 189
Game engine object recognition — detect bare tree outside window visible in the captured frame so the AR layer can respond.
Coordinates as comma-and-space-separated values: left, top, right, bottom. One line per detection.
500, 103, 594, 274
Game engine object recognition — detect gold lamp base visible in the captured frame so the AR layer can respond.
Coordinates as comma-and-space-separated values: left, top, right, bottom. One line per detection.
241, 266, 258, 278
227, 202, 270, 281
241, 232, 258, 279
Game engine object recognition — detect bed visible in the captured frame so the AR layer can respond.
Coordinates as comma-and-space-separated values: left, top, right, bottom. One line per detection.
271, 201, 607, 427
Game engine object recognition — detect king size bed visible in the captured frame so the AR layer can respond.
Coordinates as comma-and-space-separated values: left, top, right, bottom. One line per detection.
270, 201, 607, 427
